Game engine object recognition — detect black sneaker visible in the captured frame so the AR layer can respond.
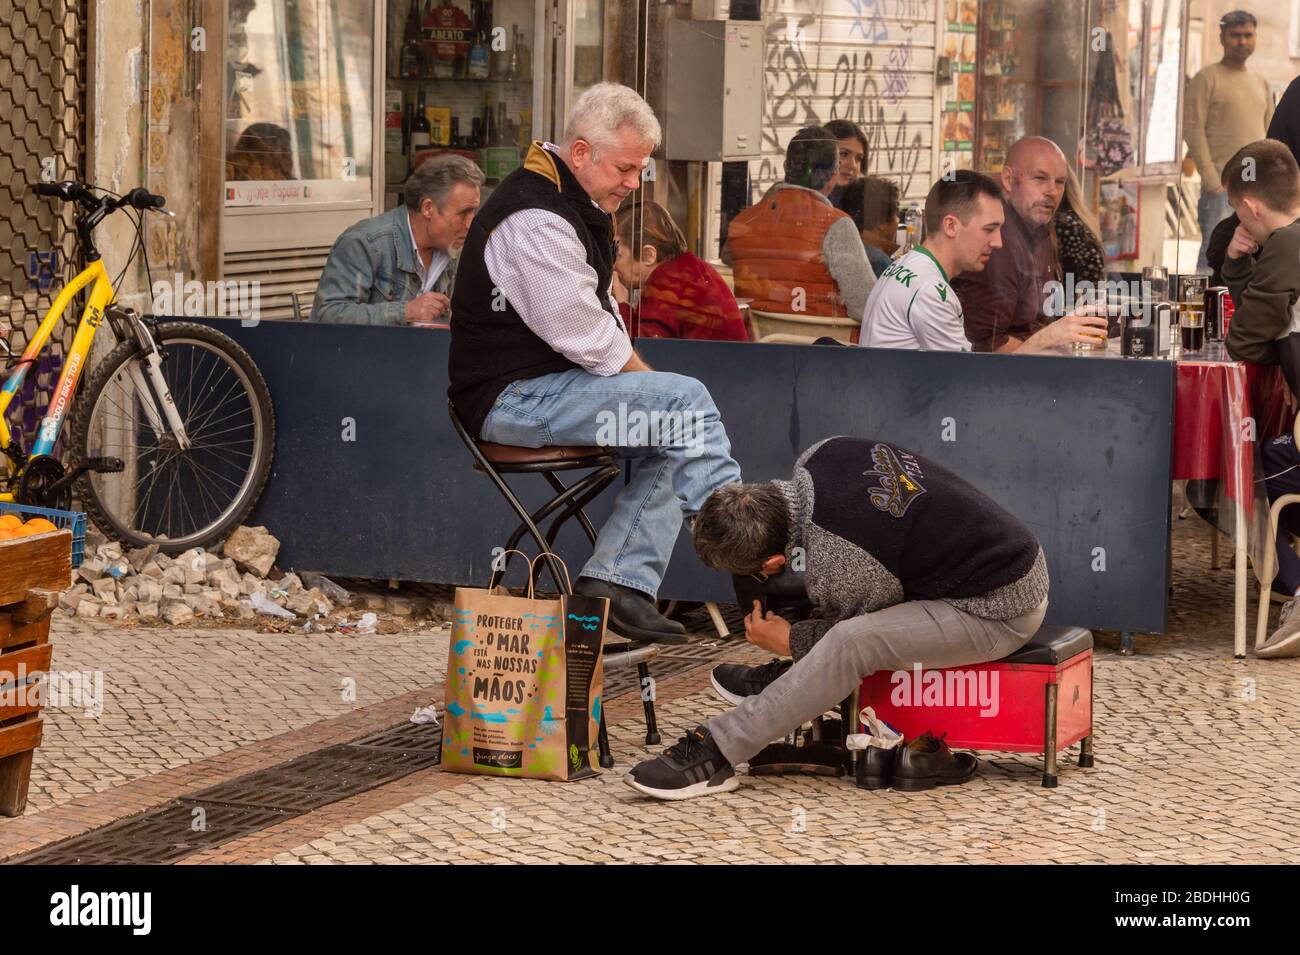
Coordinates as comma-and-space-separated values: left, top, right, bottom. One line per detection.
624, 725, 738, 800
710, 658, 792, 705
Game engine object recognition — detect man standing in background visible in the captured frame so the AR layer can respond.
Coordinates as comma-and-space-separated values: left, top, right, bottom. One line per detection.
1184, 10, 1275, 272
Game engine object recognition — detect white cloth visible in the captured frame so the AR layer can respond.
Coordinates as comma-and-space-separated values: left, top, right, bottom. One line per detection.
482, 142, 631, 376
859, 247, 971, 352
405, 210, 450, 294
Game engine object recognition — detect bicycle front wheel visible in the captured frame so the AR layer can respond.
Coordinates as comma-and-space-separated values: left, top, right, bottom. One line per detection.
70, 321, 275, 553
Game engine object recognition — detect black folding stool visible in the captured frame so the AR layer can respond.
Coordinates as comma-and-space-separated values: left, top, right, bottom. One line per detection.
449, 400, 661, 767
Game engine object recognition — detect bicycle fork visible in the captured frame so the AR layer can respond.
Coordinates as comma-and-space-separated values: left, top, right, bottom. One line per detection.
115, 309, 191, 451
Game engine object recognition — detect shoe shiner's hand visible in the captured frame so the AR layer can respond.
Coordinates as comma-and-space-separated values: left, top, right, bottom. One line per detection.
744, 600, 791, 656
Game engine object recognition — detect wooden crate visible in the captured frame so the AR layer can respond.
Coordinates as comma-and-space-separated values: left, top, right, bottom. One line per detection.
0, 529, 69, 816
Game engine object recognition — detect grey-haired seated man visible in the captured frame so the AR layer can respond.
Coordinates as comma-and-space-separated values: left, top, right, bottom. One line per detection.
311, 154, 484, 326
625, 436, 1050, 800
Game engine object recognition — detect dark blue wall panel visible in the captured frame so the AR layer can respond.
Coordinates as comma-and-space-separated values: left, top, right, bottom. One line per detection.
201, 320, 1174, 633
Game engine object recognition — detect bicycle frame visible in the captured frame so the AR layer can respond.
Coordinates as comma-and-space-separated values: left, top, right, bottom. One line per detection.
0, 258, 115, 500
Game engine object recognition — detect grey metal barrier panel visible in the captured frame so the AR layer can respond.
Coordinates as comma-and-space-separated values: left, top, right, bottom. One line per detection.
199, 320, 1174, 634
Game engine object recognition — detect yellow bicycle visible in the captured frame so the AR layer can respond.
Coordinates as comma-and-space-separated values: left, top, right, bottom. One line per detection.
1, 181, 275, 551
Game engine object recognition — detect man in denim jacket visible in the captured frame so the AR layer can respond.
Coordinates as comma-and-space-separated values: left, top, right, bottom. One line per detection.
311, 155, 483, 325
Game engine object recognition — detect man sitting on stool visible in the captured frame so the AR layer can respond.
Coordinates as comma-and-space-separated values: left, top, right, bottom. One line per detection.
449, 83, 742, 644
626, 436, 1049, 799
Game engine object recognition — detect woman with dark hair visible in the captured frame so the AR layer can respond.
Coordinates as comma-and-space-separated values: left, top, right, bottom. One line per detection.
824, 119, 868, 209
841, 176, 901, 276
613, 197, 749, 341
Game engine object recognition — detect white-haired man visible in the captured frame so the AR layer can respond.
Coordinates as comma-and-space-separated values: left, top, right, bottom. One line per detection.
449, 83, 741, 644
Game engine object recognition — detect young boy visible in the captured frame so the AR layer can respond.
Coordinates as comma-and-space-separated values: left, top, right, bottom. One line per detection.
857, 170, 1005, 351
1221, 138, 1300, 658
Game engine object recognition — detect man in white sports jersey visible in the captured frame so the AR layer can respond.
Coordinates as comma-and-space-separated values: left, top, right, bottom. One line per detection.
859, 171, 1005, 351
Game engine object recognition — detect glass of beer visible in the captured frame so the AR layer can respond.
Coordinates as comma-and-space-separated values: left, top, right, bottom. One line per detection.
1177, 274, 1208, 355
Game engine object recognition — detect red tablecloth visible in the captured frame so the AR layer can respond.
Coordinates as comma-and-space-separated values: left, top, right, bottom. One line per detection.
1172, 360, 1296, 505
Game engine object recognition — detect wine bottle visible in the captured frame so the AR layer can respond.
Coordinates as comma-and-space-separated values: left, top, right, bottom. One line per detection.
450, 116, 461, 149
400, 0, 424, 78
411, 90, 432, 153
484, 89, 496, 146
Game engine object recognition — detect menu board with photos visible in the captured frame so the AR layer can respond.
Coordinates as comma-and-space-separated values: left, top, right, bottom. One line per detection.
940, 0, 979, 154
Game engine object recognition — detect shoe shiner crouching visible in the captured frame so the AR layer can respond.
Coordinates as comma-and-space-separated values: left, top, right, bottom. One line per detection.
625, 436, 1051, 800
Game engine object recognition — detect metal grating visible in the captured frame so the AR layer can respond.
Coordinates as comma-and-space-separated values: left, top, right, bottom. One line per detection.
0, 0, 88, 455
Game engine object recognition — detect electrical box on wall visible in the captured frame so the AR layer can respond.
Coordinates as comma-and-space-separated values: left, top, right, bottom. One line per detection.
664, 19, 763, 162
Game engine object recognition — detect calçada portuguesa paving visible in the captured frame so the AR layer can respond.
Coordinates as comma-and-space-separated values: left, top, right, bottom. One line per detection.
2, 514, 1298, 865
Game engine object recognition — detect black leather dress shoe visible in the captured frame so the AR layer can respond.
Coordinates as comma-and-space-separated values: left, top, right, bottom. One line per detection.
854, 744, 900, 790
574, 577, 689, 645
891, 731, 979, 792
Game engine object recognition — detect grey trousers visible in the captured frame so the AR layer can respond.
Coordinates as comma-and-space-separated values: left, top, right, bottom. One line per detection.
708, 598, 1048, 766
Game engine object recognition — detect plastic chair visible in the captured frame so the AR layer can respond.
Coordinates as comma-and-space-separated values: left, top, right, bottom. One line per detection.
749, 309, 859, 344
1254, 412, 1300, 650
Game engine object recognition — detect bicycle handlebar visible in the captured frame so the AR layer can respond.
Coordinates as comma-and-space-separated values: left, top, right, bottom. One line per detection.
31, 181, 166, 211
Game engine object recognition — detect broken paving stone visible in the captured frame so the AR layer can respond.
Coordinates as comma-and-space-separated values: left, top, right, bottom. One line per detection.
60, 592, 85, 613
99, 603, 127, 619
240, 573, 267, 597
90, 577, 118, 600
98, 541, 123, 561
287, 588, 333, 617
187, 594, 223, 617
183, 583, 202, 595
280, 573, 303, 595
220, 597, 255, 620
162, 565, 186, 585
136, 580, 164, 604
76, 598, 101, 619
140, 560, 165, 579
183, 565, 207, 586
161, 599, 194, 625
125, 544, 159, 572
223, 525, 280, 577
137, 602, 160, 621
363, 593, 387, 611
385, 595, 415, 616
84, 526, 108, 552
77, 558, 108, 583
162, 583, 183, 600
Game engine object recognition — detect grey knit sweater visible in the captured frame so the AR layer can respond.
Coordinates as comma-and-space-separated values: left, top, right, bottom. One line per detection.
775, 437, 1050, 660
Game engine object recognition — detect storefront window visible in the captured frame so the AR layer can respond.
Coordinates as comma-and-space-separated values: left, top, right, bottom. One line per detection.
226, 0, 374, 205
1142, 0, 1182, 169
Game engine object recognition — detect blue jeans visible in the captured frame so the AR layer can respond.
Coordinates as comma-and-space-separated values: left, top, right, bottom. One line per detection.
480, 368, 742, 597
1197, 189, 1232, 273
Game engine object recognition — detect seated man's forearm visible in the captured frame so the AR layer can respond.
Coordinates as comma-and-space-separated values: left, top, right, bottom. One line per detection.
312, 297, 403, 325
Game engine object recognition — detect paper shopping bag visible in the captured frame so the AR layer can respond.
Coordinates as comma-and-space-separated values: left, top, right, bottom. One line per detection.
441, 557, 607, 781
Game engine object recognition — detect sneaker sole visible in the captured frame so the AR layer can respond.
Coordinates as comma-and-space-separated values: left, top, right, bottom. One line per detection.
622, 771, 740, 801
709, 670, 749, 706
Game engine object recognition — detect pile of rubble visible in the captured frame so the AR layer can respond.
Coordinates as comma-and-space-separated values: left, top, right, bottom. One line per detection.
60, 525, 349, 628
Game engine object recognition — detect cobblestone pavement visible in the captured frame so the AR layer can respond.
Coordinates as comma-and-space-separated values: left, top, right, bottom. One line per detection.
4, 515, 1299, 864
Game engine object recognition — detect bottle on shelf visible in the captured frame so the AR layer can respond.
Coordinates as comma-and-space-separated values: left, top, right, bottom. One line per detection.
410, 90, 432, 155
471, 116, 483, 149
505, 23, 520, 81
450, 116, 461, 149
496, 99, 508, 148
399, 0, 424, 78
483, 88, 496, 146
467, 0, 490, 80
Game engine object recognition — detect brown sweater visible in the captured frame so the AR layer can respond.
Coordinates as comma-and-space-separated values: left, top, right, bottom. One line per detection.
1223, 218, 1300, 366
1184, 63, 1274, 187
